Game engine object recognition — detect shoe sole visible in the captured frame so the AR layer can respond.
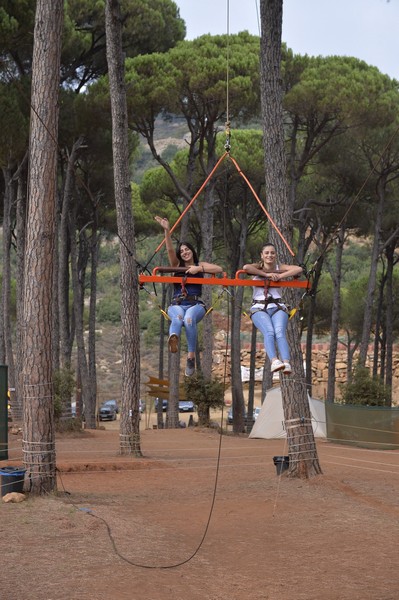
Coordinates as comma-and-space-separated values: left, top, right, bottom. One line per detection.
168, 335, 178, 353
271, 364, 285, 373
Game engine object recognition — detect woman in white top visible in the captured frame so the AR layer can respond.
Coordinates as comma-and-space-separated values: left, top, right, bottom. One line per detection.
243, 243, 303, 374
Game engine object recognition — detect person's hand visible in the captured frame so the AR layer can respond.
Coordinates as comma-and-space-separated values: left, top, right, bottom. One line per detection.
154, 216, 170, 231
268, 272, 281, 281
185, 265, 202, 275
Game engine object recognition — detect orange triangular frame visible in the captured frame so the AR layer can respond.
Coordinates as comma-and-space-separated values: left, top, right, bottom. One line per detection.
139, 152, 307, 289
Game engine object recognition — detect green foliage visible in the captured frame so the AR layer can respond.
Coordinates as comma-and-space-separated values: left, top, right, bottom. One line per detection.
53, 368, 76, 420
340, 366, 391, 406
0, 79, 30, 166
312, 275, 333, 334
341, 241, 373, 284
97, 293, 121, 324
141, 306, 170, 347
97, 239, 120, 265
184, 373, 225, 413
340, 277, 368, 337
284, 55, 396, 126
62, 0, 185, 90
132, 181, 161, 236
97, 264, 120, 293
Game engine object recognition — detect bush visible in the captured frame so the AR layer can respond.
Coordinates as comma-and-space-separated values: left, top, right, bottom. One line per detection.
97, 294, 121, 323
340, 366, 391, 406
184, 373, 225, 426
53, 368, 76, 420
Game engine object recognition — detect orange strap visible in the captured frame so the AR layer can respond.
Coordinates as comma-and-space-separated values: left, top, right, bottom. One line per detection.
154, 152, 229, 254
228, 155, 295, 257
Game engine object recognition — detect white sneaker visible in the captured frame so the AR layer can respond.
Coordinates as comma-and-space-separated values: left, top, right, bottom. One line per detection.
271, 359, 285, 373
283, 361, 292, 374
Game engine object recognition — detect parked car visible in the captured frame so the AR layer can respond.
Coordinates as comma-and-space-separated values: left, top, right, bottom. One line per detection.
99, 404, 117, 421
179, 400, 195, 412
102, 399, 119, 414
227, 408, 256, 424
154, 398, 168, 411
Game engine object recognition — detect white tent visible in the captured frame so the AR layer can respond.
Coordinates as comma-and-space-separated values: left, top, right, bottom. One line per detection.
249, 386, 327, 439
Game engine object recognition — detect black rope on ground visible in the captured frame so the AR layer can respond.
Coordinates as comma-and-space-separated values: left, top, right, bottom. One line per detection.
54, 295, 231, 570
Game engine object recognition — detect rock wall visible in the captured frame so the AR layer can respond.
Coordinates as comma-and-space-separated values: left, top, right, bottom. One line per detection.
211, 331, 399, 406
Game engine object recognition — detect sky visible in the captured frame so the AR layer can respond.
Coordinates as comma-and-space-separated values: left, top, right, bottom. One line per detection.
174, 0, 399, 81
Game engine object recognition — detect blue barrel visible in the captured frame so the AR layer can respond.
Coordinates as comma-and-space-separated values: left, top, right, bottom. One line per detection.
0, 466, 26, 496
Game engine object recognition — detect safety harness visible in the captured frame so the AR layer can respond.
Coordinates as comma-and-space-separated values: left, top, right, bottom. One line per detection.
250, 278, 289, 318
171, 274, 207, 309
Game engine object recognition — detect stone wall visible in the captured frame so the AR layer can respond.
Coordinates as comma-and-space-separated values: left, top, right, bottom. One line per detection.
305, 345, 399, 405
211, 331, 399, 406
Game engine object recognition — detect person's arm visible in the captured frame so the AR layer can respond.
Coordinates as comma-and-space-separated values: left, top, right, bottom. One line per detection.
242, 262, 303, 281
185, 262, 224, 275
276, 264, 303, 280
242, 263, 269, 278
154, 216, 179, 267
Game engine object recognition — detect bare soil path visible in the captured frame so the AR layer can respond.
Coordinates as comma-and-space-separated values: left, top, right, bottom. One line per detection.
1, 426, 398, 600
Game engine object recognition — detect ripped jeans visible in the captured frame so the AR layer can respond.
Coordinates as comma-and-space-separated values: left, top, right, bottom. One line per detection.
167, 302, 206, 353
251, 308, 290, 362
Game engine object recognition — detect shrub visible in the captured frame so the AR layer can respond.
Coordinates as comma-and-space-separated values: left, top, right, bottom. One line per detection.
184, 373, 225, 426
340, 366, 391, 406
97, 294, 121, 323
53, 368, 76, 420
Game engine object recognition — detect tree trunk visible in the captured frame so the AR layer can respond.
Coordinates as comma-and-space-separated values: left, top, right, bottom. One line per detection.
88, 226, 100, 417
304, 256, 323, 395
246, 324, 257, 433
15, 154, 28, 422
52, 194, 60, 374
384, 241, 396, 405
1, 166, 16, 403
70, 214, 93, 426
326, 226, 345, 403
231, 287, 246, 433
59, 139, 84, 369
358, 177, 386, 365
167, 352, 180, 428
22, 0, 63, 495
200, 187, 217, 380
106, 0, 141, 455
372, 271, 385, 379
260, 0, 321, 477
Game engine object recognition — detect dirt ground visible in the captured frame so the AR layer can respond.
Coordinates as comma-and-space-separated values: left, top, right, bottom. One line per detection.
1, 415, 399, 600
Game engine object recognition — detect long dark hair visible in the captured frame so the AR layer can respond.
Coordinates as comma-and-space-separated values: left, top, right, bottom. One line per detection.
176, 241, 199, 267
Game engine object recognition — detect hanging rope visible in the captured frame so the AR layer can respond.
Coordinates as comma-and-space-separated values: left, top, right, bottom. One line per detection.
224, 0, 231, 152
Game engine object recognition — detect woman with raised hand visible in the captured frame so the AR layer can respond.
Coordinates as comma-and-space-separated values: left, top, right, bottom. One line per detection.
155, 216, 223, 376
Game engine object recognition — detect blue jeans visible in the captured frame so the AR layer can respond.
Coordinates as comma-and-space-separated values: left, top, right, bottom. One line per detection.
167, 302, 206, 353
251, 308, 290, 362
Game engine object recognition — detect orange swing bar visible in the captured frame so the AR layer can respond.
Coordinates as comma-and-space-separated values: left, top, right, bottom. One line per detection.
139, 267, 309, 289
